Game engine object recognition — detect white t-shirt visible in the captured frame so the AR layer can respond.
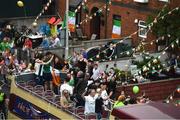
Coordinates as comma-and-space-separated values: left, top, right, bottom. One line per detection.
92, 68, 100, 81
51, 37, 61, 47
87, 80, 93, 86
34, 63, 44, 76
84, 95, 98, 114
101, 90, 109, 105
60, 83, 73, 95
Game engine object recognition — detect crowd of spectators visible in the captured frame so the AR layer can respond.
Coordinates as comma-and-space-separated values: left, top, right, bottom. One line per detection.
0, 23, 151, 119
0, 24, 62, 119
32, 50, 150, 119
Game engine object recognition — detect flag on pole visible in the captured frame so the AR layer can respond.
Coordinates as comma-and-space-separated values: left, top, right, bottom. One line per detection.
62, 11, 76, 32
68, 11, 76, 32
62, 14, 66, 29
112, 16, 121, 38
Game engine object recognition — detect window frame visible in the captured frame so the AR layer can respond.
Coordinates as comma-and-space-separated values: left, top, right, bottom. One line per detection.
158, 0, 169, 2
138, 20, 148, 39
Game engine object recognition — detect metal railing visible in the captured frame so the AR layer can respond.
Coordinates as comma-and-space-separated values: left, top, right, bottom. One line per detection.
15, 81, 83, 119
0, 112, 5, 120
30, 37, 132, 60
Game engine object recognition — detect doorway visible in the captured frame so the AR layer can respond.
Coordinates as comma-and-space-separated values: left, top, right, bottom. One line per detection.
90, 7, 101, 39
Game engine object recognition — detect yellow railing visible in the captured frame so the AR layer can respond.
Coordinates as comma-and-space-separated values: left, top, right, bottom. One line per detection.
8, 75, 79, 120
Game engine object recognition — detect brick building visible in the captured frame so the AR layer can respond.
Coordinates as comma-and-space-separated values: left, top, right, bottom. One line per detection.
57, 0, 180, 51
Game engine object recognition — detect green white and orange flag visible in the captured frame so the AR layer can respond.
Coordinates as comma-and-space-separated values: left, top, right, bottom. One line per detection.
112, 19, 121, 38
68, 11, 76, 32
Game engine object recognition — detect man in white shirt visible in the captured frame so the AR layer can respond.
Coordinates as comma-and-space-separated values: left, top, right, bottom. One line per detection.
100, 83, 109, 106
34, 59, 44, 85
100, 83, 111, 120
60, 79, 73, 96
91, 64, 100, 81
34, 61, 44, 76
82, 89, 98, 114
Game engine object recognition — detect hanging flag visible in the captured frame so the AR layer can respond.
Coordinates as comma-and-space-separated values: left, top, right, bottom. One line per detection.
62, 14, 66, 29
112, 15, 121, 38
68, 11, 76, 32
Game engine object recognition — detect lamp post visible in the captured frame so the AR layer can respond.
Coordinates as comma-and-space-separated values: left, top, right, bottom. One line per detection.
104, 0, 108, 39
65, 0, 69, 59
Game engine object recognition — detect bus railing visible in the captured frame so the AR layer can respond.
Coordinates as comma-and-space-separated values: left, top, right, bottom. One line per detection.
15, 80, 83, 120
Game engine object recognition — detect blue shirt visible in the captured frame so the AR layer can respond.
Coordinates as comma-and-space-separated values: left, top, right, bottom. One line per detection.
82, 52, 87, 59
40, 39, 49, 49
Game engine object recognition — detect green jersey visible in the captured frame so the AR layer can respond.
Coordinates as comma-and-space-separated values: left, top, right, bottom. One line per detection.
113, 101, 125, 108
0, 42, 10, 51
43, 63, 51, 73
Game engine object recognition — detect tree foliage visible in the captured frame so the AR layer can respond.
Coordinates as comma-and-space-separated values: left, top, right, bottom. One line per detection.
132, 53, 163, 75
146, 7, 180, 47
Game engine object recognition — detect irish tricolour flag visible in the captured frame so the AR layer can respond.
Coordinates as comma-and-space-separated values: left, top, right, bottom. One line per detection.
68, 11, 76, 32
112, 19, 121, 38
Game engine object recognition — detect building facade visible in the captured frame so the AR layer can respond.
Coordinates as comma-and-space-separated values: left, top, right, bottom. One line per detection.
57, 0, 180, 51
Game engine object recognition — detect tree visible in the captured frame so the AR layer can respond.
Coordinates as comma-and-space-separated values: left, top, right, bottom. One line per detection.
146, 7, 180, 54
132, 53, 163, 76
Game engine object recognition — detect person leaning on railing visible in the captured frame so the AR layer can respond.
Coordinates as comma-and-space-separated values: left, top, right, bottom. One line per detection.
60, 89, 73, 109
113, 95, 126, 108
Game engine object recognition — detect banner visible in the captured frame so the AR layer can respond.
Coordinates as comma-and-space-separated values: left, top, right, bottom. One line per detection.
9, 94, 58, 119
68, 11, 76, 32
112, 15, 121, 38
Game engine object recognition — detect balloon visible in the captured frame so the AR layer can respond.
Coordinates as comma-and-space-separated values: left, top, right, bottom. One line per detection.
133, 86, 140, 94
17, 1, 24, 7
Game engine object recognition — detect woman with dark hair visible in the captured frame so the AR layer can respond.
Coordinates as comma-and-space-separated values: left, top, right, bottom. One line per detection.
44, 52, 54, 90
107, 76, 117, 100
76, 55, 87, 73
53, 55, 65, 70
39, 52, 54, 90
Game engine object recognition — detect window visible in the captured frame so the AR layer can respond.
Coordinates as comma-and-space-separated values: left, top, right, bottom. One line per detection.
138, 20, 147, 38
134, 0, 149, 3
76, 11, 81, 25
159, 0, 169, 2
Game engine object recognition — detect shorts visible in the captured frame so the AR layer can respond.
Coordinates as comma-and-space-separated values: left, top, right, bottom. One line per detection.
43, 72, 52, 81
